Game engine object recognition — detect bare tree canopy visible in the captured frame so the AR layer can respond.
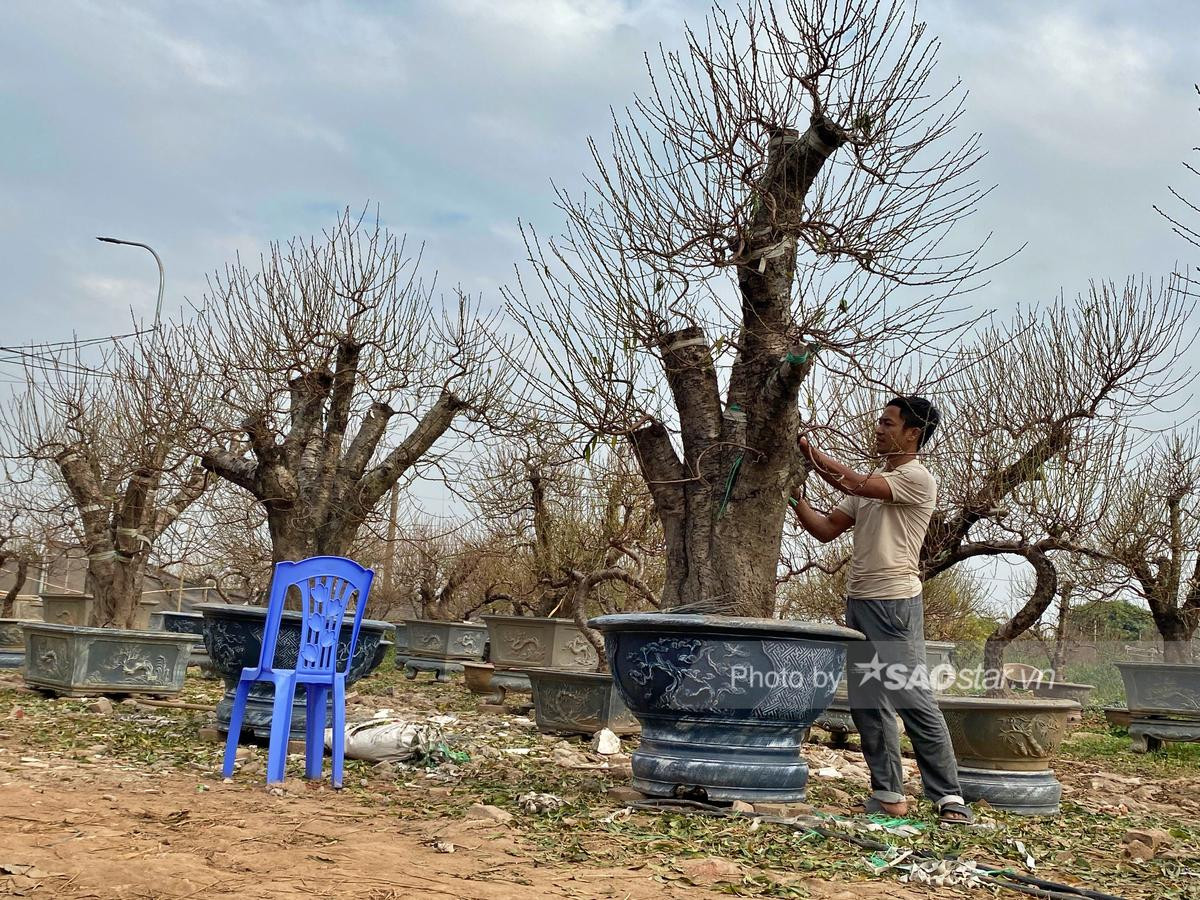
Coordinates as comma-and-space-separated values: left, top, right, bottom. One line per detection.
1155, 83, 1200, 249
1089, 429, 1200, 663
786, 276, 1194, 674
509, 0, 994, 616
1, 328, 212, 628
194, 209, 512, 563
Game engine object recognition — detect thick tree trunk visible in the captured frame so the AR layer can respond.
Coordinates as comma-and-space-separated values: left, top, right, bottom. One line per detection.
1049, 581, 1073, 674
2, 557, 27, 618
631, 118, 837, 617
1155, 611, 1197, 663
982, 549, 1057, 696
86, 556, 147, 629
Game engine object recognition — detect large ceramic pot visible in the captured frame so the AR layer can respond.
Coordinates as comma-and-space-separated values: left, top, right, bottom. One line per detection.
1114, 662, 1200, 752
198, 603, 392, 741
404, 619, 486, 660
592, 613, 863, 803
526, 668, 639, 735
937, 696, 1079, 815
483, 615, 599, 670
1031, 681, 1093, 725
21, 622, 197, 696
814, 639, 958, 744
156, 610, 214, 673
402, 619, 487, 680
392, 623, 409, 667
12, 598, 42, 620
40, 594, 93, 627
464, 661, 533, 708
0, 618, 27, 669
1116, 662, 1200, 713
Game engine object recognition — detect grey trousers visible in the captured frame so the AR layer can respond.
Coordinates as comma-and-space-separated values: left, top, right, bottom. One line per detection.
844, 594, 962, 805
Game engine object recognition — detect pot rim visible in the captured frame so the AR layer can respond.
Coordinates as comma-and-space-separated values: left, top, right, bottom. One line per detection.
22, 621, 201, 641
936, 695, 1080, 711
524, 667, 612, 683
1115, 661, 1200, 671
588, 612, 863, 642
193, 602, 392, 631
481, 614, 579, 626
1029, 680, 1095, 690
401, 617, 487, 629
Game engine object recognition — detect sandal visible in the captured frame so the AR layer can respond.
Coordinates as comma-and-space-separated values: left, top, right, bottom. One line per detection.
936, 799, 975, 826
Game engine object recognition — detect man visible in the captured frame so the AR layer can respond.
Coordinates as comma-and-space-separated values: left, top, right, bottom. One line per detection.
790, 396, 973, 826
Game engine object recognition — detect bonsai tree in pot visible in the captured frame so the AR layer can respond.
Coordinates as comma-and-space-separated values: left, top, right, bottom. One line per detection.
522, 447, 661, 736
469, 433, 663, 673
2, 325, 214, 696
507, 0, 998, 799
1084, 430, 1200, 751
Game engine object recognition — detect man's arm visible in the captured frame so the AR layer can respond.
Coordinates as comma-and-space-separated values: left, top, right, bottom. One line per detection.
790, 492, 854, 543
798, 437, 893, 501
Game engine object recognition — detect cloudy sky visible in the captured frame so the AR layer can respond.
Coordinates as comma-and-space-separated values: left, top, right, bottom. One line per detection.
2, 1, 1198, 604
1, 0, 1198, 350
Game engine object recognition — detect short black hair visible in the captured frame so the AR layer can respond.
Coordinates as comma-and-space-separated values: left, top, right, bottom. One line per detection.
887, 395, 940, 449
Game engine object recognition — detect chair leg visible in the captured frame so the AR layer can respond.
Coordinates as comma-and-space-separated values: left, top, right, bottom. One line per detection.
331, 675, 346, 790
304, 684, 329, 780
266, 676, 297, 784
223, 678, 254, 778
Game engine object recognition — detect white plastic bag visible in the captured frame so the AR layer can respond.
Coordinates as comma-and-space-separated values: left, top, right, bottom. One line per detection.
325, 718, 446, 763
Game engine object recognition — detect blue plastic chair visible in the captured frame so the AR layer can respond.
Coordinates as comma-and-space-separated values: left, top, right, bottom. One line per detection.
222, 556, 376, 788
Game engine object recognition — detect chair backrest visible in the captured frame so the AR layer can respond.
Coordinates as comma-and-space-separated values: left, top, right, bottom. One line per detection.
258, 556, 376, 677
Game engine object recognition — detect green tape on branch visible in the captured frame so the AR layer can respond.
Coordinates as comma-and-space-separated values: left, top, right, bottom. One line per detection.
786, 350, 809, 365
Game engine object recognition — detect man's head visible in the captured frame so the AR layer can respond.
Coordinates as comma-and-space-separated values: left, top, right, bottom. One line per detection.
875, 395, 940, 456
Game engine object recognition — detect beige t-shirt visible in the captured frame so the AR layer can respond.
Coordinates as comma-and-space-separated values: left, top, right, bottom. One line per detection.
835, 459, 936, 600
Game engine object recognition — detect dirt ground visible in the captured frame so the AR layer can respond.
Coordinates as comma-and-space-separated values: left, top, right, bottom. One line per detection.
1, 669, 1197, 900
0, 758, 907, 900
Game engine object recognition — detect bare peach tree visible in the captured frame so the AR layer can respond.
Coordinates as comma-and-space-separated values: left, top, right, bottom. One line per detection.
787, 279, 1193, 673
0, 486, 56, 618
1088, 430, 1200, 663
468, 432, 662, 619
194, 210, 511, 563
507, 0, 995, 616
1, 328, 212, 628
917, 280, 1193, 674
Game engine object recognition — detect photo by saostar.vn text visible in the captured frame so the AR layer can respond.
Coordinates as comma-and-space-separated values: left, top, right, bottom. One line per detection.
726, 654, 1059, 696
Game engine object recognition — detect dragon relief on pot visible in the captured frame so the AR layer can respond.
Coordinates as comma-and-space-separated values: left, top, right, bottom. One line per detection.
417, 632, 444, 651
1140, 684, 1200, 712
505, 634, 544, 661
454, 632, 483, 654
203, 619, 250, 666
31, 636, 71, 680
560, 634, 598, 667
87, 646, 170, 685
626, 637, 748, 711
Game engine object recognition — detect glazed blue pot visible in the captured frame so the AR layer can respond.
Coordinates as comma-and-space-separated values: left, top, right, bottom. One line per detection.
590, 613, 863, 802
198, 604, 392, 741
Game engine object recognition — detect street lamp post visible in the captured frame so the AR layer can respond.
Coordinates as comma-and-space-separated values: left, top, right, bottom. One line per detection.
95, 236, 165, 332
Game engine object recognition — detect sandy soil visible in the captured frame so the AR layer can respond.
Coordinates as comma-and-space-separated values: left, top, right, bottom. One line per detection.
0, 757, 910, 900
